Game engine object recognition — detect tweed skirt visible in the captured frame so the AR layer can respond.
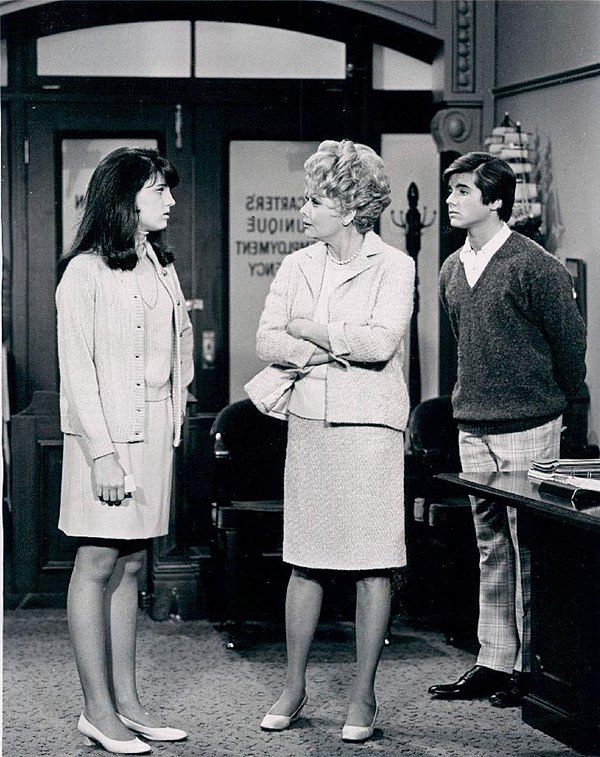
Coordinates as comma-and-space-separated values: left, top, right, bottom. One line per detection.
283, 414, 406, 570
58, 397, 174, 540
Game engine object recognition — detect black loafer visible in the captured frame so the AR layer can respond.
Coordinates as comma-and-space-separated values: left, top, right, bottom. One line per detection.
489, 672, 529, 707
428, 665, 511, 700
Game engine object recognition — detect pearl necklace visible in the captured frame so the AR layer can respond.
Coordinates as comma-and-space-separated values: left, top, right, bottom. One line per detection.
326, 246, 361, 265
135, 242, 159, 309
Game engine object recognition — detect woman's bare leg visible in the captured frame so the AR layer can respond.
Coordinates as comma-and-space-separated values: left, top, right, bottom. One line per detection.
268, 567, 323, 715
346, 574, 390, 726
106, 548, 153, 724
67, 544, 134, 740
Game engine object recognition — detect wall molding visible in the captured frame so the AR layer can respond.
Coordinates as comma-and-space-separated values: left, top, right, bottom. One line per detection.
453, 0, 475, 94
494, 63, 600, 98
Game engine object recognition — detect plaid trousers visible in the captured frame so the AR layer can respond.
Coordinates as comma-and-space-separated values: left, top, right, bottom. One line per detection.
458, 417, 562, 674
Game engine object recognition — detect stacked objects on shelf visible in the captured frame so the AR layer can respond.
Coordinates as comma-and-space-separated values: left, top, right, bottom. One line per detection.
484, 114, 542, 240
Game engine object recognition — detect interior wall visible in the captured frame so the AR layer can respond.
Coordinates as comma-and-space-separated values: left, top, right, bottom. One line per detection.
496, 0, 600, 86
495, 0, 600, 445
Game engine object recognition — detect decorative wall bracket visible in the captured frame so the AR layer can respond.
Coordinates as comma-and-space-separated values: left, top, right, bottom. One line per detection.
431, 106, 482, 154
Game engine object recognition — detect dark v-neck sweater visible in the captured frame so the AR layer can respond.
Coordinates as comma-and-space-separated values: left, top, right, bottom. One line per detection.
439, 231, 587, 434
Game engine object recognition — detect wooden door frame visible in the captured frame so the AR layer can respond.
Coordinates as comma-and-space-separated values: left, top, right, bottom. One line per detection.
17, 101, 194, 411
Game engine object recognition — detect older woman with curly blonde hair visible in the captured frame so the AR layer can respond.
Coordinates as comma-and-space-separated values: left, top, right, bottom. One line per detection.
247, 139, 415, 742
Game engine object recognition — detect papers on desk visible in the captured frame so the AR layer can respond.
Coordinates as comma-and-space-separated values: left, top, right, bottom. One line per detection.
529, 458, 600, 476
529, 459, 600, 509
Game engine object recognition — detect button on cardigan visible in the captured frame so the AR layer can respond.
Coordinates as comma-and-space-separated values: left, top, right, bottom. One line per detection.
56, 250, 194, 460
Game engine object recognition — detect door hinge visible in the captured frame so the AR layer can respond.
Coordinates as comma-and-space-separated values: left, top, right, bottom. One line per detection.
23, 137, 29, 165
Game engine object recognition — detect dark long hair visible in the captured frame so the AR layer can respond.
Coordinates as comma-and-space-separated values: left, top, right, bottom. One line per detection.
58, 147, 179, 278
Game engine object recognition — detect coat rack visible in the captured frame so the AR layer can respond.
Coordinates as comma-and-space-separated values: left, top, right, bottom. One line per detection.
391, 182, 435, 409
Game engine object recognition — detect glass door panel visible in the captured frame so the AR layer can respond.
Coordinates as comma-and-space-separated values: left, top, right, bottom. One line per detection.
228, 140, 317, 400
62, 138, 157, 254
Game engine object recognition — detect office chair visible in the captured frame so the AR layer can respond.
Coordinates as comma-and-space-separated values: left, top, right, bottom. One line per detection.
405, 396, 479, 644
210, 399, 287, 648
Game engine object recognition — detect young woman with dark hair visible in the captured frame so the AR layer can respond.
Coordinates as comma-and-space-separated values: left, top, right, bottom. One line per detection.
56, 147, 193, 753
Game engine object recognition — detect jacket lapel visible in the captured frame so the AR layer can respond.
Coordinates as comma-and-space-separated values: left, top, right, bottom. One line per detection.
297, 242, 327, 297
296, 231, 385, 296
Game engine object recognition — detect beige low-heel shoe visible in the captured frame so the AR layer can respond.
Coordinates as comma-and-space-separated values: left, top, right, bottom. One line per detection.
78, 713, 151, 754
341, 702, 379, 743
260, 694, 308, 731
117, 713, 187, 741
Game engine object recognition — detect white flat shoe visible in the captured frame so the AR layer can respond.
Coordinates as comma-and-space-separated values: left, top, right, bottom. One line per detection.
341, 703, 379, 743
260, 694, 308, 731
78, 713, 151, 754
117, 713, 187, 741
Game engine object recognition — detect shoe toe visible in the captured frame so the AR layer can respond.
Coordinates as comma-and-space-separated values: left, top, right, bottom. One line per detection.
342, 724, 374, 742
260, 695, 307, 731
260, 713, 292, 731
342, 703, 378, 742
144, 726, 188, 741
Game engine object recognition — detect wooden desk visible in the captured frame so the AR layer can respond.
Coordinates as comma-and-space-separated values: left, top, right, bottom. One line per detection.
438, 471, 600, 755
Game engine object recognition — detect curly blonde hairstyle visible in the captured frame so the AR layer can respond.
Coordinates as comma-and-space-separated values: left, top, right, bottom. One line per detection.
303, 139, 391, 233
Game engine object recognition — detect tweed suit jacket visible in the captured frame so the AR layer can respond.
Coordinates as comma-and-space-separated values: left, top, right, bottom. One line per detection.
252, 231, 415, 431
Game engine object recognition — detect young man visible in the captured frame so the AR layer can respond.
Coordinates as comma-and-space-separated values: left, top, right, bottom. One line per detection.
429, 152, 587, 707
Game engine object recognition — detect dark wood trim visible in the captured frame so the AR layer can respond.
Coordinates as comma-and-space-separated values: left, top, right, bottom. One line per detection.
10, 391, 73, 605
494, 63, 600, 98
437, 151, 463, 396
372, 91, 443, 133
5, 99, 30, 411
150, 411, 217, 620
1, 1, 441, 62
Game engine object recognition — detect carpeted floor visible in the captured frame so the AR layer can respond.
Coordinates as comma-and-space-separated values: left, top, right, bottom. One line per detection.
3, 609, 583, 757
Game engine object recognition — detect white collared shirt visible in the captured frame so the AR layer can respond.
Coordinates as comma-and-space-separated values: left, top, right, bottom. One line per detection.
459, 222, 512, 287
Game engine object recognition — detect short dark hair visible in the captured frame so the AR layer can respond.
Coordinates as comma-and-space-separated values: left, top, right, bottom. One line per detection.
443, 152, 516, 222
59, 147, 179, 276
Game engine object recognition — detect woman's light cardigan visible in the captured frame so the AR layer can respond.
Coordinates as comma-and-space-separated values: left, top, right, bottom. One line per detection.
249, 231, 415, 431
56, 250, 194, 460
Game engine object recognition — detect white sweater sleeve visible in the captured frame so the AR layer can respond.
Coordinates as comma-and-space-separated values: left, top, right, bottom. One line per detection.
256, 254, 316, 368
56, 258, 115, 460
327, 254, 415, 362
